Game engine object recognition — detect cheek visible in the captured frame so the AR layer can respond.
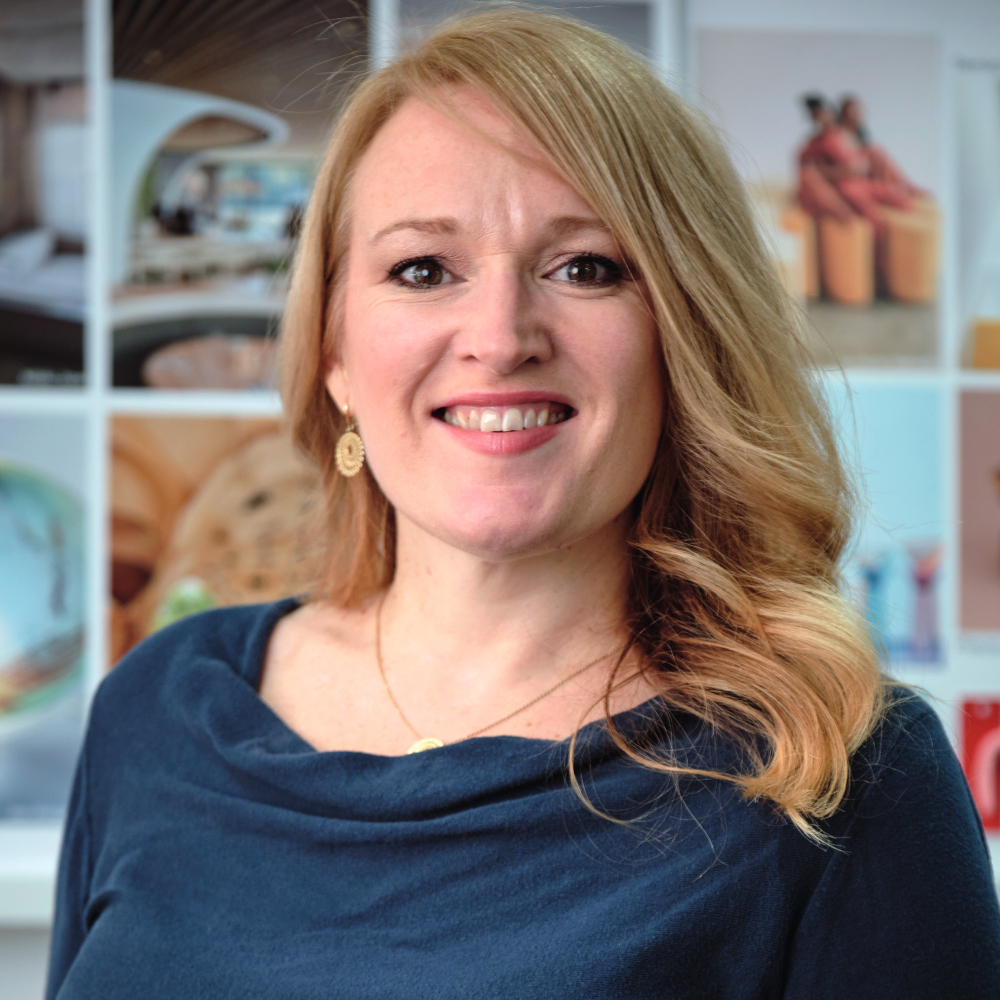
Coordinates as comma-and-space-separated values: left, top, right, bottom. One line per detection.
338, 279, 446, 443
590, 304, 662, 415
603, 311, 664, 477
339, 279, 411, 408
629, 305, 664, 404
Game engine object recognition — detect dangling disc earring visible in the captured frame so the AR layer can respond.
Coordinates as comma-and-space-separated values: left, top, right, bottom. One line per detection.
335, 410, 365, 478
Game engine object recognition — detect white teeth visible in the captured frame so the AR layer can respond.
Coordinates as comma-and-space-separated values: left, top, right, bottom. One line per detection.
479, 409, 502, 433
501, 408, 523, 432
442, 403, 565, 431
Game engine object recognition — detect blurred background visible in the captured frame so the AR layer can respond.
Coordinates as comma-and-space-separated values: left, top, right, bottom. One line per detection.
109, 0, 365, 389
0, 0, 86, 385
3, 1, 1000, 996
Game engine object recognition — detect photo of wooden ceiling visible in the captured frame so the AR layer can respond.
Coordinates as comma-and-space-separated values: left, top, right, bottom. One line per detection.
113, 0, 368, 146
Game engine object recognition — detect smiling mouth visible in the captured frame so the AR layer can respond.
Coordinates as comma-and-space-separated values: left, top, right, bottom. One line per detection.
434, 402, 573, 432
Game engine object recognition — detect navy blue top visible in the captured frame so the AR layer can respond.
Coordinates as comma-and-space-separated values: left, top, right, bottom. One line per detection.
47, 599, 1000, 998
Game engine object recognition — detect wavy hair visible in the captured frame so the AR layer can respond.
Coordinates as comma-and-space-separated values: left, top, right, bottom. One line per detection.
280, 6, 887, 842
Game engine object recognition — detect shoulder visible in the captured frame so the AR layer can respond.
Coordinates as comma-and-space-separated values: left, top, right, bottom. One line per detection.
784, 691, 1000, 997
828, 686, 993, 881
856, 689, 947, 770
92, 599, 299, 723
845, 689, 961, 820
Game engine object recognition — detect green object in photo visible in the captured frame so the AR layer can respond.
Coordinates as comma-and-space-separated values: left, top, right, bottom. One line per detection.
152, 577, 217, 633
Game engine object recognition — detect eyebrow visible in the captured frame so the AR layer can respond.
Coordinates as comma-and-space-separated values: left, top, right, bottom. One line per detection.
545, 215, 614, 240
367, 215, 612, 246
369, 218, 459, 245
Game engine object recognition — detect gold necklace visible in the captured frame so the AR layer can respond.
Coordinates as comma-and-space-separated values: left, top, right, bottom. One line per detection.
374, 596, 625, 754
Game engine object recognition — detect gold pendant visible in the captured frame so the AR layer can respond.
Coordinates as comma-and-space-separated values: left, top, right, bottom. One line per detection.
406, 737, 444, 754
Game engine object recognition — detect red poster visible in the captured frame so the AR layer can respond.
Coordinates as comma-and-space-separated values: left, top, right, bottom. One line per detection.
962, 700, 1000, 831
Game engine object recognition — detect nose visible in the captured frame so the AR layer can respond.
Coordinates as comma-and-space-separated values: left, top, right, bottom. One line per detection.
452, 261, 553, 374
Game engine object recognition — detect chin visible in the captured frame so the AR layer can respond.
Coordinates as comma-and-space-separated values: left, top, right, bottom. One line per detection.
416, 499, 571, 561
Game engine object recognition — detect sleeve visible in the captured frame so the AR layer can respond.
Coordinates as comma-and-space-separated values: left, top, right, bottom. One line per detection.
44, 731, 92, 1000
784, 705, 1000, 1000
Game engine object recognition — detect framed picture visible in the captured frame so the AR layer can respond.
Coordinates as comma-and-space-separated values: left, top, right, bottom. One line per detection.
960, 391, 1000, 634
957, 60, 1000, 369
696, 29, 942, 369
829, 381, 945, 667
109, 416, 322, 665
963, 699, 1000, 831
0, 414, 88, 821
0, 1, 87, 386
109, 0, 364, 389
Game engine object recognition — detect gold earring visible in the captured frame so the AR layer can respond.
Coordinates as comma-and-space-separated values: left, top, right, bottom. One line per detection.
335, 411, 365, 478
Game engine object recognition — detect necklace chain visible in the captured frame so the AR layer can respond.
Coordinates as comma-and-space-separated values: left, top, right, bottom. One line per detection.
374, 595, 624, 750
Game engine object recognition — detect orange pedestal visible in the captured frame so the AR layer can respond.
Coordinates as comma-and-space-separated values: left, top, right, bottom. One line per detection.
882, 204, 938, 304
818, 215, 874, 306
780, 207, 819, 299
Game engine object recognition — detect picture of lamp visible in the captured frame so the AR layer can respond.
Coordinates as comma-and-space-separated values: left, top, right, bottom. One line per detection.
907, 540, 941, 662
858, 551, 892, 653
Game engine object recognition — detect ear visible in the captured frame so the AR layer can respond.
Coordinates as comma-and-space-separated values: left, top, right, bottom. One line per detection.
325, 362, 351, 416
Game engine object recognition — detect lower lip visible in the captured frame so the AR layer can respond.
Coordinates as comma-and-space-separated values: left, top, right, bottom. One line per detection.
437, 420, 562, 454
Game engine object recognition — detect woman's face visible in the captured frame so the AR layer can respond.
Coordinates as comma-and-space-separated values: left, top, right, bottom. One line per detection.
329, 91, 663, 561
840, 99, 862, 131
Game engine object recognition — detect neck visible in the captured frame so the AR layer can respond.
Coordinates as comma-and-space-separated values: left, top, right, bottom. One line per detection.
379, 513, 633, 691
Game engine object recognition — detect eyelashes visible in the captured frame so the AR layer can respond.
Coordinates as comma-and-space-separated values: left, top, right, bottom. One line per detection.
551, 253, 623, 286
389, 256, 450, 288
387, 252, 630, 290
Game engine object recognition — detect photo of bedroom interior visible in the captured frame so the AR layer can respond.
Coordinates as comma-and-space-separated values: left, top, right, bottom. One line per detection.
0, 0, 87, 386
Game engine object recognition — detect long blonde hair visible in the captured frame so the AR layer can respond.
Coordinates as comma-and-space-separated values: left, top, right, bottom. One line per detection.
280, 6, 886, 842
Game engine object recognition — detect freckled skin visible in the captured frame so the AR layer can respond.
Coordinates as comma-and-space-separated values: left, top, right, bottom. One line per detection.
328, 92, 664, 561
259, 90, 664, 756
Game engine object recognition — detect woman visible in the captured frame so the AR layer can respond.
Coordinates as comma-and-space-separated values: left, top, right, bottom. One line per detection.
797, 96, 856, 224
47, 10, 999, 998
797, 94, 912, 233
838, 95, 927, 197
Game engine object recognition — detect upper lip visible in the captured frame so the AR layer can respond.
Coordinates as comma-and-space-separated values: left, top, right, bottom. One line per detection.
433, 390, 574, 409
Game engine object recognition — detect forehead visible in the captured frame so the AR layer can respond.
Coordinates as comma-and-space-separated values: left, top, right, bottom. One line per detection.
372, 89, 531, 159
349, 92, 599, 232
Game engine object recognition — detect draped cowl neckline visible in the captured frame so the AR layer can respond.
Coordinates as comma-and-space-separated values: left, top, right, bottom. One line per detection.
174, 596, 676, 825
